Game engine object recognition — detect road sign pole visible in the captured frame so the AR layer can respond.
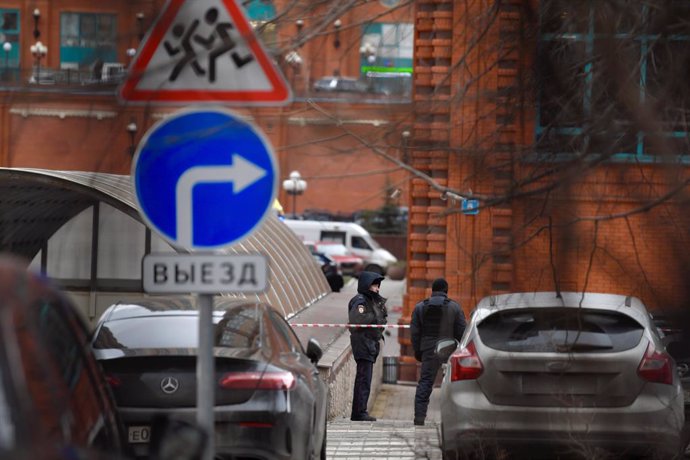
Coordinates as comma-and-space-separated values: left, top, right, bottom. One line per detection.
197, 293, 215, 460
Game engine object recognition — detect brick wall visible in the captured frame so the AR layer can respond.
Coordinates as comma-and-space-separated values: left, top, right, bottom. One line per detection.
401, 0, 690, 369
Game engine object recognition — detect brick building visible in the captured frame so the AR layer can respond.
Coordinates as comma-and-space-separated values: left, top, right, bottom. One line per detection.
0, 0, 415, 214
398, 0, 690, 364
2, 0, 690, 368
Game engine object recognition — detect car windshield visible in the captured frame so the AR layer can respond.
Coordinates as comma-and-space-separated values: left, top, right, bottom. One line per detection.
317, 244, 350, 256
477, 308, 644, 353
94, 306, 262, 350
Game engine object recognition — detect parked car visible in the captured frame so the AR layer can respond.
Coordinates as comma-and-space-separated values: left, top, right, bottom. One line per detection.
312, 241, 364, 276
313, 76, 368, 94
0, 255, 127, 459
91, 298, 328, 460
284, 219, 397, 275
652, 310, 690, 453
437, 292, 685, 460
0, 255, 206, 460
312, 250, 345, 292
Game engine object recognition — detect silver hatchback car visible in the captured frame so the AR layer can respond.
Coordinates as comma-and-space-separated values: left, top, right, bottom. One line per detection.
438, 292, 685, 459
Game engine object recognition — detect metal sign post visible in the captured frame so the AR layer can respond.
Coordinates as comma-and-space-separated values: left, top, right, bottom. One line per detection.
132, 108, 278, 460
197, 293, 215, 460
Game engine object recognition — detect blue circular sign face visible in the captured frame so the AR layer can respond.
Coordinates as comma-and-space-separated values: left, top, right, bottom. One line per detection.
132, 108, 278, 250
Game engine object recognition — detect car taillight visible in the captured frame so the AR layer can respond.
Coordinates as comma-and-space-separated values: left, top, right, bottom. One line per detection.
449, 341, 483, 381
637, 342, 673, 385
105, 374, 121, 388
218, 371, 296, 390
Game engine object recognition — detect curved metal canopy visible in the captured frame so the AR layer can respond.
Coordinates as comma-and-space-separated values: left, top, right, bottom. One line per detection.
0, 167, 328, 318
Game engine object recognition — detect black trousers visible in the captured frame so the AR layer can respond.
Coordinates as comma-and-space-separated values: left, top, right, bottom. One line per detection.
414, 350, 442, 420
351, 359, 374, 418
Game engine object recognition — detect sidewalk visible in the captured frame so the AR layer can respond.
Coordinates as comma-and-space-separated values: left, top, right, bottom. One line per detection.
326, 383, 443, 459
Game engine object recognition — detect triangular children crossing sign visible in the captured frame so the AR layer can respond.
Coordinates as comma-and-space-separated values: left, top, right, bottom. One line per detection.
120, 0, 292, 105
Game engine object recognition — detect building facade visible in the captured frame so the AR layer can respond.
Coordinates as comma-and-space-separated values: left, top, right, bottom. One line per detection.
398, 0, 690, 364
3, 0, 690, 369
0, 0, 415, 215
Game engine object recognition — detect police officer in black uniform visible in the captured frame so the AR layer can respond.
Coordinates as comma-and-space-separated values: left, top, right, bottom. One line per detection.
410, 278, 465, 426
348, 271, 387, 422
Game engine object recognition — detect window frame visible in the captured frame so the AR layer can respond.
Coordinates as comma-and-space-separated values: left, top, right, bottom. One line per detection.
535, 0, 690, 163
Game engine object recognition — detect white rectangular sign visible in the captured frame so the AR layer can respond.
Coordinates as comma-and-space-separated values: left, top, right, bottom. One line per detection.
142, 253, 268, 294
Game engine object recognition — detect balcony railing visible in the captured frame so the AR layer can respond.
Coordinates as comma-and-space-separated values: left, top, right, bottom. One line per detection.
0, 66, 125, 91
0, 66, 413, 104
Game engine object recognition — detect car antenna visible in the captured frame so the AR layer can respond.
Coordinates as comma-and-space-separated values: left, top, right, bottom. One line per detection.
625, 295, 632, 307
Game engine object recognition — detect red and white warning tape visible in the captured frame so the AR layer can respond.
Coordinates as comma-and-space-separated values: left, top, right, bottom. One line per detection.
290, 323, 410, 329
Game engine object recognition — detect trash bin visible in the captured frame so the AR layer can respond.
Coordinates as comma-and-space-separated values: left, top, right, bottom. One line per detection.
382, 356, 399, 384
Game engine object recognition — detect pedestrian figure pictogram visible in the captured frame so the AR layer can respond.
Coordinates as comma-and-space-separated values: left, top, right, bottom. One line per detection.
165, 20, 205, 81
194, 7, 254, 82
119, 0, 291, 105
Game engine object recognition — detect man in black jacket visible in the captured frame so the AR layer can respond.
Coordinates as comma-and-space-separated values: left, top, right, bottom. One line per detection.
348, 271, 387, 422
410, 278, 465, 426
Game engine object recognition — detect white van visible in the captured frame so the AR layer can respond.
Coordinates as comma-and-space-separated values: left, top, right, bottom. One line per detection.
283, 219, 397, 275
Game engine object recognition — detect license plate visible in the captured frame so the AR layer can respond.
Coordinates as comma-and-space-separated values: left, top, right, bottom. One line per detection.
128, 425, 151, 444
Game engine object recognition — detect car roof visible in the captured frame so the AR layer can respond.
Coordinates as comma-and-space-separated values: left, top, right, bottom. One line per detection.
318, 76, 358, 81
100, 296, 266, 322
473, 291, 650, 325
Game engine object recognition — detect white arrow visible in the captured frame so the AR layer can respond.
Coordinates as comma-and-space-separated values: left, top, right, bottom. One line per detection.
175, 154, 267, 248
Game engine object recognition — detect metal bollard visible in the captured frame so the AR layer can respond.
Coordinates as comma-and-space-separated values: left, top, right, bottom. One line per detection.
382, 356, 399, 384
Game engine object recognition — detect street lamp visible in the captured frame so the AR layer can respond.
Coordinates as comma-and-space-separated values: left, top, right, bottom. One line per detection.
126, 120, 138, 156
136, 12, 145, 41
401, 130, 411, 163
282, 171, 307, 218
360, 42, 377, 65
295, 19, 304, 48
333, 19, 342, 49
32, 8, 40, 39
3, 42, 11, 80
29, 41, 47, 84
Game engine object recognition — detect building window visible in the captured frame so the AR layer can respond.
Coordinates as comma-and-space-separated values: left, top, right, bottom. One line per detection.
360, 23, 414, 96
60, 12, 117, 69
245, 0, 276, 21
245, 1, 277, 50
360, 23, 413, 75
536, 0, 690, 161
0, 9, 19, 68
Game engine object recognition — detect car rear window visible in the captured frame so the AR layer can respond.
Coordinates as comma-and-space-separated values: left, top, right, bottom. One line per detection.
93, 306, 262, 350
477, 308, 644, 353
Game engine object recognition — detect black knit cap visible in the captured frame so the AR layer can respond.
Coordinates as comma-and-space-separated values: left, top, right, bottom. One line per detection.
432, 278, 448, 293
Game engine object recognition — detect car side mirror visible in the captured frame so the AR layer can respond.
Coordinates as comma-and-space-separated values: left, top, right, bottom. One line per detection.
306, 338, 323, 365
148, 415, 207, 460
435, 339, 459, 362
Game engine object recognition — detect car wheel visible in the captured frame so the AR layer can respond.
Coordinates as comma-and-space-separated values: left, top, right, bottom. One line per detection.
364, 264, 384, 275
442, 448, 458, 460
441, 423, 455, 460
